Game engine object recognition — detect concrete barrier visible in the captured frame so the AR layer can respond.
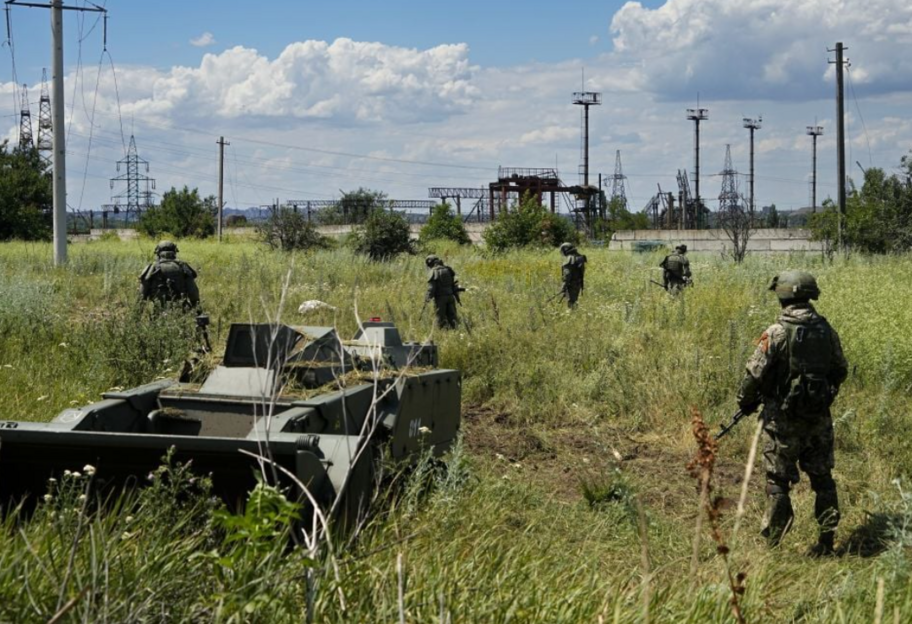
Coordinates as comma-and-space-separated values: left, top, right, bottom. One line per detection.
608, 229, 823, 253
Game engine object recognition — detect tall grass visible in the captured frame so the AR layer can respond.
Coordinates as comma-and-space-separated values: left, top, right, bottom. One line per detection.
2, 239, 912, 621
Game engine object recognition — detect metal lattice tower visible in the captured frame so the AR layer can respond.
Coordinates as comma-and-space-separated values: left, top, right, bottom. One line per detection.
608, 150, 628, 210
18, 84, 33, 150
110, 135, 156, 221
718, 144, 741, 214
37, 69, 53, 167
806, 123, 823, 212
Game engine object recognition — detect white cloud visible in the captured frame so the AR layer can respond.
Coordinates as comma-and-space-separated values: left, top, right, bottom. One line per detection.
120, 39, 479, 125
609, 0, 912, 101
190, 32, 216, 48
589, 35, 600, 46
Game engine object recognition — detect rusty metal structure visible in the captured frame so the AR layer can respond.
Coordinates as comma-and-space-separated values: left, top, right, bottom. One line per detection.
641, 168, 709, 229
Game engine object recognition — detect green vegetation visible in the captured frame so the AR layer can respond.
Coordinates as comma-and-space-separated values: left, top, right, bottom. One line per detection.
350, 207, 415, 260
0, 142, 51, 241
318, 187, 389, 225
2, 240, 912, 621
138, 186, 217, 238
483, 192, 578, 251
256, 206, 330, 251
809, 154, 912, 254
420, 203, 471, 245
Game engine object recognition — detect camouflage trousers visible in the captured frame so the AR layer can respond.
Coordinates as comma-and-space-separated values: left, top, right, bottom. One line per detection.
434, 296, 458, 329
761, 411, 839, 545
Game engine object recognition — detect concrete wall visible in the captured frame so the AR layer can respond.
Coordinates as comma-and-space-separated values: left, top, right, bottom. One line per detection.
608, 228, 823, 253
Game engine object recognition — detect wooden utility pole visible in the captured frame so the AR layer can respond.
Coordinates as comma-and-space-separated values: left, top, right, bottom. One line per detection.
217, 136, 229, 242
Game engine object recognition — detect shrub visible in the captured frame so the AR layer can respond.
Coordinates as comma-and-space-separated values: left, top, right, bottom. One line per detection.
256, 206, 329, 251
318, 188, 388, 225
138, 186, 217, 238
483, 192, 578, 252
420, 203, 471, 245
0, 142, 51, 241
351, 208, 415, 260
225, 214, 248, 227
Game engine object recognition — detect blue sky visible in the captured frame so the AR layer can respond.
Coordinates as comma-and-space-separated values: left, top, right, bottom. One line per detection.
2, 0, 911, 214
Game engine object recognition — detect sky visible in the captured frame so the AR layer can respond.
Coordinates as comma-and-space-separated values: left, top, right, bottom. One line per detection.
2, 0, 911, 215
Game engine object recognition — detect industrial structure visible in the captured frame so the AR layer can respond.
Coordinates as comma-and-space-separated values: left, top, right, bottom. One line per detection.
37, 69, 52, 167
806, 123, 824, 212
17, 84, 32, 150
686, 105, 709, 212
572, 90, 601, 227
107, 135, 156, 222
742, 116, 762, 218
718, 144, 742, 215
606, 150, 628, 211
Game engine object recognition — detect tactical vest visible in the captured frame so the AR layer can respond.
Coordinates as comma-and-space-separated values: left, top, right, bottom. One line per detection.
664, 254, 685, 278
150, 260, 189, 301
780, 319, 834, 416
431, 266, 456, 297
563, 255, 585, 285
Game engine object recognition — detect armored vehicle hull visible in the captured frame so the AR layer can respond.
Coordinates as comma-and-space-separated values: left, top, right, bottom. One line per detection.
0, 321, 461, 524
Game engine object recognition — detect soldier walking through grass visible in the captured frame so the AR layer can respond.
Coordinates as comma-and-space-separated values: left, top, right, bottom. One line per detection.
559, 242, 586, 308
139, 241, 200, 311
660, 244, 692, 293
736, 270, 848, 556
425, 254, 460, 329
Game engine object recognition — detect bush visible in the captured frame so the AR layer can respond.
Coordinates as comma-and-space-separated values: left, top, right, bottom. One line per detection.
420, 203, 471, 245
483, 192, 578, 252
225, 214, 248, 227
318, 188, 388, 225
0, 142, 51, 241
256, 206, 329, 251
351, 208, 415, 260
138, 186, 217, 238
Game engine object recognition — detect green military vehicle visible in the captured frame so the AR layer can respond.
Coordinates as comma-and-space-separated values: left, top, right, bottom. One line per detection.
0, 320, 461, 524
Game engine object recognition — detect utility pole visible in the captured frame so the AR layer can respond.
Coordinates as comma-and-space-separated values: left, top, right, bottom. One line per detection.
6, 0, 108, 266
572, 89, 601, 229
742, 116, 761, 221
217, 136, 230, 242
829, 42, 848, 248
806, 124, 823, 212
687, 105, 709, 221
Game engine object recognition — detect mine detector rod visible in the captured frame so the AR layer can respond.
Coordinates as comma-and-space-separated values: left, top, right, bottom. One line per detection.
649, 279, 666, 289
714, 408, 748, 440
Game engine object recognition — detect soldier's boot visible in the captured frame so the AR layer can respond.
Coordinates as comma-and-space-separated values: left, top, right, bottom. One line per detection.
807, 473, 840, 557
761, 479, 794, 547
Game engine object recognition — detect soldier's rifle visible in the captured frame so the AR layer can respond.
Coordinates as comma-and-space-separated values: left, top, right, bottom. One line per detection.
714, 407, 752, 440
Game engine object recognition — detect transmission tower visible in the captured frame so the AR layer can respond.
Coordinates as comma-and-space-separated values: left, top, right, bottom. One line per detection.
806, 124, 823, 212
110, 135, 156, 222
37, 69, 53, 167
18, 84, 33, 150
686, 105, 709, 213
607, 150, 628, 211
718, 144, 741, 214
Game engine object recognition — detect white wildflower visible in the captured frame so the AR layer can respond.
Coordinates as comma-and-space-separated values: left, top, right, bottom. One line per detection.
43, 494, 52, 502
71, 472, 81, 479
495, 453, 506, 461
83, 464, 96, 476
418, 426, 431, 435
298, 300, 337, 315
58, 342, 68, 348
78, 494, 87, 503
36, 395, 48, 402
63, 470, 72, 477
125, 516, 134, 524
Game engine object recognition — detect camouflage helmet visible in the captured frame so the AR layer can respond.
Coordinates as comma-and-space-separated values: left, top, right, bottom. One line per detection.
154, 240, 178, 257
675, 244, 688, 253
768, 270, 820, 302
425, 254, 440, 268
559, 242, 576, 256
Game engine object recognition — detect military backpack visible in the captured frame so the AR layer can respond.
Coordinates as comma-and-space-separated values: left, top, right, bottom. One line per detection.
780, 319, 835, 416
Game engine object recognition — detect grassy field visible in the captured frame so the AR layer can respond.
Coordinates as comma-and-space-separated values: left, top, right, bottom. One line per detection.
2, 237, 912, 622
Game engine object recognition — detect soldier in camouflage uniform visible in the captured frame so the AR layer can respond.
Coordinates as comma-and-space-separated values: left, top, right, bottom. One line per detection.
559, 242, 587, 308
139, 241, 201, 311
737, 270, 848, 556
659, 244, 692, 293
425, 255, 460, 329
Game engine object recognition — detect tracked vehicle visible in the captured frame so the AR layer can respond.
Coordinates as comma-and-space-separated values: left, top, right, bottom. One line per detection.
0, 321, 461, 523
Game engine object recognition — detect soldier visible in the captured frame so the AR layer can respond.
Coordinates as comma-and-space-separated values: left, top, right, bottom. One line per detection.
660, 244, 692, 292
425, 255, 459, 329
559, 242, 586, 308
736, 270, 848, 556
139, 241, 200, 311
